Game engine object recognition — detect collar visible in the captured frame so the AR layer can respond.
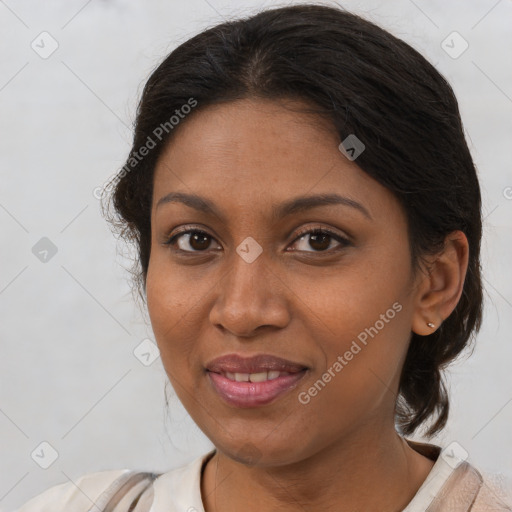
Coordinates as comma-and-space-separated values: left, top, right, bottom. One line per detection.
149, 441, 482, 511
150, 449, 215, 512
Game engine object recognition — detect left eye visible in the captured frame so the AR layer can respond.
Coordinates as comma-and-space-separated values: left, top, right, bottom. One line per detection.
290, 228, 350, 252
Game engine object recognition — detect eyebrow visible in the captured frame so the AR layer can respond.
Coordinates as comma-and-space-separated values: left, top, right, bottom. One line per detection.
156, 191, 372, 221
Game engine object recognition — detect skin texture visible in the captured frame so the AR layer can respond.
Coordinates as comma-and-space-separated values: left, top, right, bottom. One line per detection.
146, 98, 469, 511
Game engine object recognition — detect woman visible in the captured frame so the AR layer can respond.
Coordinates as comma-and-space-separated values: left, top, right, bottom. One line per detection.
14, 3, 511, 511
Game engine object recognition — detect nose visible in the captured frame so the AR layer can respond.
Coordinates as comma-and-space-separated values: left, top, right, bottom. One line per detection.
208, 250, 291, 337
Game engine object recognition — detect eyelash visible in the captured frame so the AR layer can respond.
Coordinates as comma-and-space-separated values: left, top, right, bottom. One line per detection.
163, 225, 351, 254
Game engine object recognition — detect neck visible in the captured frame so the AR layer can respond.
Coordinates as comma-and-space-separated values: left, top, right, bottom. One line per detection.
201, 427, 435, 512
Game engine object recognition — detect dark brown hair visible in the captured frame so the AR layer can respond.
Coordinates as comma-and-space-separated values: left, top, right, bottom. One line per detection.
103, 3, 483, 437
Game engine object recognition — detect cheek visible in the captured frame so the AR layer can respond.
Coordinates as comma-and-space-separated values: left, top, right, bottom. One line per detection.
297, 313, 410, 439
293, 260, 411, 418
146, 259, 194, 365
146, 250, 200, 330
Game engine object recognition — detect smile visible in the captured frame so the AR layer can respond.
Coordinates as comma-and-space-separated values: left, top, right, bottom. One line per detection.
207, 369, 307, 408
222, 370, 291, 382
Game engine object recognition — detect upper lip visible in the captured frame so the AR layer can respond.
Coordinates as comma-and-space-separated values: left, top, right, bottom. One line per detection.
205, 354, 308, 374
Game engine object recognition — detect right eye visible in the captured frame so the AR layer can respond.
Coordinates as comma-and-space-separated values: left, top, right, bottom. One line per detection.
163, 229, 221, 253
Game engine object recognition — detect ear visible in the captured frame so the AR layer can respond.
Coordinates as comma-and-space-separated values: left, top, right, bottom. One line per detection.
411, 230, 469, 336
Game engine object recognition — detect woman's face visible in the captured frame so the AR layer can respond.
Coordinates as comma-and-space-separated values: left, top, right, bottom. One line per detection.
146, 98, 424, 465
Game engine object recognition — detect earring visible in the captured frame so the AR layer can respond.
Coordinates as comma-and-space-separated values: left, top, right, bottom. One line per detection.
427, 322, 435, 328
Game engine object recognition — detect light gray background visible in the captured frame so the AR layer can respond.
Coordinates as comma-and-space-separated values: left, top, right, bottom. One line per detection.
1, 0, 511, 509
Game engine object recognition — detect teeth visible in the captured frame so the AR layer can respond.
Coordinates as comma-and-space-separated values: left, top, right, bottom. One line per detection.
223, 370, 287, 382
249, 372, 268, 382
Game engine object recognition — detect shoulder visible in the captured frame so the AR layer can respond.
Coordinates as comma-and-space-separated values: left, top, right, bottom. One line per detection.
14, 468, 132, 512
404, 439, 512, 511
473, 471, 512, 511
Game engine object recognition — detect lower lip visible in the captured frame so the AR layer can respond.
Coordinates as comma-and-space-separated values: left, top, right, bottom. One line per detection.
207, 370, 307, 408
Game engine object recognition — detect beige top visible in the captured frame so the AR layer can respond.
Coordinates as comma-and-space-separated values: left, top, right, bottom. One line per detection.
14, 441, 512, 511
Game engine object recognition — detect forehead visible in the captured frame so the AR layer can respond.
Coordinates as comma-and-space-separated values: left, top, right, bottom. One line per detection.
151, 98, 397, 221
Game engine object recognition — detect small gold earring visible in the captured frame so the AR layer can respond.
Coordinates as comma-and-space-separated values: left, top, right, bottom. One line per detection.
427, 322, 435, 328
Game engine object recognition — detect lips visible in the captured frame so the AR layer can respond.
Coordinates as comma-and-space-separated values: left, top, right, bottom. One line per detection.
207, 370, 307, 407
205, 353, 309, 407
205, 353, 308, 375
